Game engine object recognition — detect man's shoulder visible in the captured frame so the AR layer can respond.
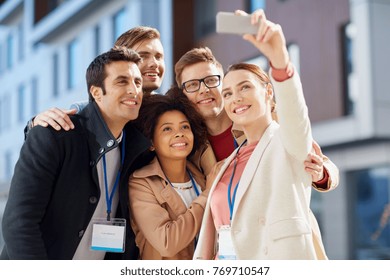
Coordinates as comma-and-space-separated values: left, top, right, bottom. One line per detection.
26, 116, 85, 142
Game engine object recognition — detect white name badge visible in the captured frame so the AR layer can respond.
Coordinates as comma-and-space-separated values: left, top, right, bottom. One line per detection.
217, 225, 237, 260
90, 218, 126, 253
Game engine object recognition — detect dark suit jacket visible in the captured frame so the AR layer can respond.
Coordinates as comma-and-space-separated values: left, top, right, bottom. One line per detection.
0, 102, 151, 259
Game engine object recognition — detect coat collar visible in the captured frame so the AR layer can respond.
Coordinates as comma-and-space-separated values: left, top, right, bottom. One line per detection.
132, 157, 206, 190
132, 156, 206, 216
76, 102, 151, 166
77, 102, 119, 163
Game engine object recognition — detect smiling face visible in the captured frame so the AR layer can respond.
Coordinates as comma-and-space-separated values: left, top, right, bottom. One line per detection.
222, 69, 272, 128
92, 61, 143, 136
132, 38, 165, 94
152, 110, 194, 162
180, 62, 224, 120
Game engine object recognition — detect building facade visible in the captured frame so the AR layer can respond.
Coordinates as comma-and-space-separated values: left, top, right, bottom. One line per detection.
0, 0, 389, 259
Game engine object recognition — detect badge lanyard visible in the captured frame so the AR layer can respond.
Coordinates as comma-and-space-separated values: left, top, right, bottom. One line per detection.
233, 138, 238, 149
187, 170, 200, 196
102, 130, 126, 221
165, 169, 200, 197
164, 168, 200, 249
227, 139, 247, 221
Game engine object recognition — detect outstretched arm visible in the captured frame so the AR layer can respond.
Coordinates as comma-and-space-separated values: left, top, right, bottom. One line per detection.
240, 10, 340, 188
239, 9, 311, 160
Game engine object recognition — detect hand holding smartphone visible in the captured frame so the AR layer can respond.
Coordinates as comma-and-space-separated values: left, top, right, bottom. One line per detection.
216, 12, 259, 35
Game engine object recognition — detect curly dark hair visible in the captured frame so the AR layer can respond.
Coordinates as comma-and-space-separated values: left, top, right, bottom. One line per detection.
134, 86, 208, 157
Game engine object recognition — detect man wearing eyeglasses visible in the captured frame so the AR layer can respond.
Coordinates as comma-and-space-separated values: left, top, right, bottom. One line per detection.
174, 46, 338, 191
174, 48, 233, 164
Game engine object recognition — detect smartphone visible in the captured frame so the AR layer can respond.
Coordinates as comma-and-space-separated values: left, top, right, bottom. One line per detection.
216, 12, 259, 35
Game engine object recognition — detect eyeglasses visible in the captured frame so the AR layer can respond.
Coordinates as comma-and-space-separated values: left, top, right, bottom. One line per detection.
182, 75, 221, 93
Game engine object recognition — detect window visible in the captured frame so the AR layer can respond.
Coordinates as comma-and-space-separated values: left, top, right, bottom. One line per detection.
0, 43, 3, 75
245, 55, 268, 71
342, 22, 357, 116
0, 95, 11, 134
31, 77, 38, 115
48, 0, 68, 12
18, 22, 24, 62
34, 0, 69, 24
348, 167, 390, 259
4, 150, 13, 179
288, 43, 300, 74
0, 97, 2, 133
52, 52, 59, 96
194, 0, 216, 40
18, 84, 25, 122
94, 25, 101, 56
0, 94, 11, 130
247, 0, 266, 12
6, 33, 14, 70
113, 9, 126, 44
67, 39, 82, 89
141, 0, 159, 28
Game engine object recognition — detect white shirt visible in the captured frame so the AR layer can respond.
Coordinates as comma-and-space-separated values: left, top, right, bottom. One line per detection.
73, 133, 123, 259
171, 180, 201, 208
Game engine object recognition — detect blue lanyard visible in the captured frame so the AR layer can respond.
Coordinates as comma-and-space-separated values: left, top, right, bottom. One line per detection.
102, 131, 126, 221
187, 169, 200, 196
227, 139, 247, 221
233, 138, 238, 149
165, 168, 200, 196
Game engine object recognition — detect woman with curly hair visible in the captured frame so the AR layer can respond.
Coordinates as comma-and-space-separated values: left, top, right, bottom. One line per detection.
128, 88, 215, 259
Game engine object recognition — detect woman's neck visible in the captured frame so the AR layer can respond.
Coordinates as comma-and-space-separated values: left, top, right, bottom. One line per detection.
242, 117, 272, 145
158, 158, 188, 183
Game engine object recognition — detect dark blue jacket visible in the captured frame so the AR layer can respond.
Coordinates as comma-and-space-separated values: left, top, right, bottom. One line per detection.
1, 102, 151, 259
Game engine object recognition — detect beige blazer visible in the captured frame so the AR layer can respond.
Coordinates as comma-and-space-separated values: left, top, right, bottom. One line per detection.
128, 157, 207, 260
194, 70, 328, 260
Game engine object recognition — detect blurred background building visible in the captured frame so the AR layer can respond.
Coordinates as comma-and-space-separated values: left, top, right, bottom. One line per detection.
0, 0, 389, 259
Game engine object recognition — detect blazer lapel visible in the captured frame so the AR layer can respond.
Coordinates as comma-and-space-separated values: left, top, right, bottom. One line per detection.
232, 122, 279, 219
207, 148, 239, 202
